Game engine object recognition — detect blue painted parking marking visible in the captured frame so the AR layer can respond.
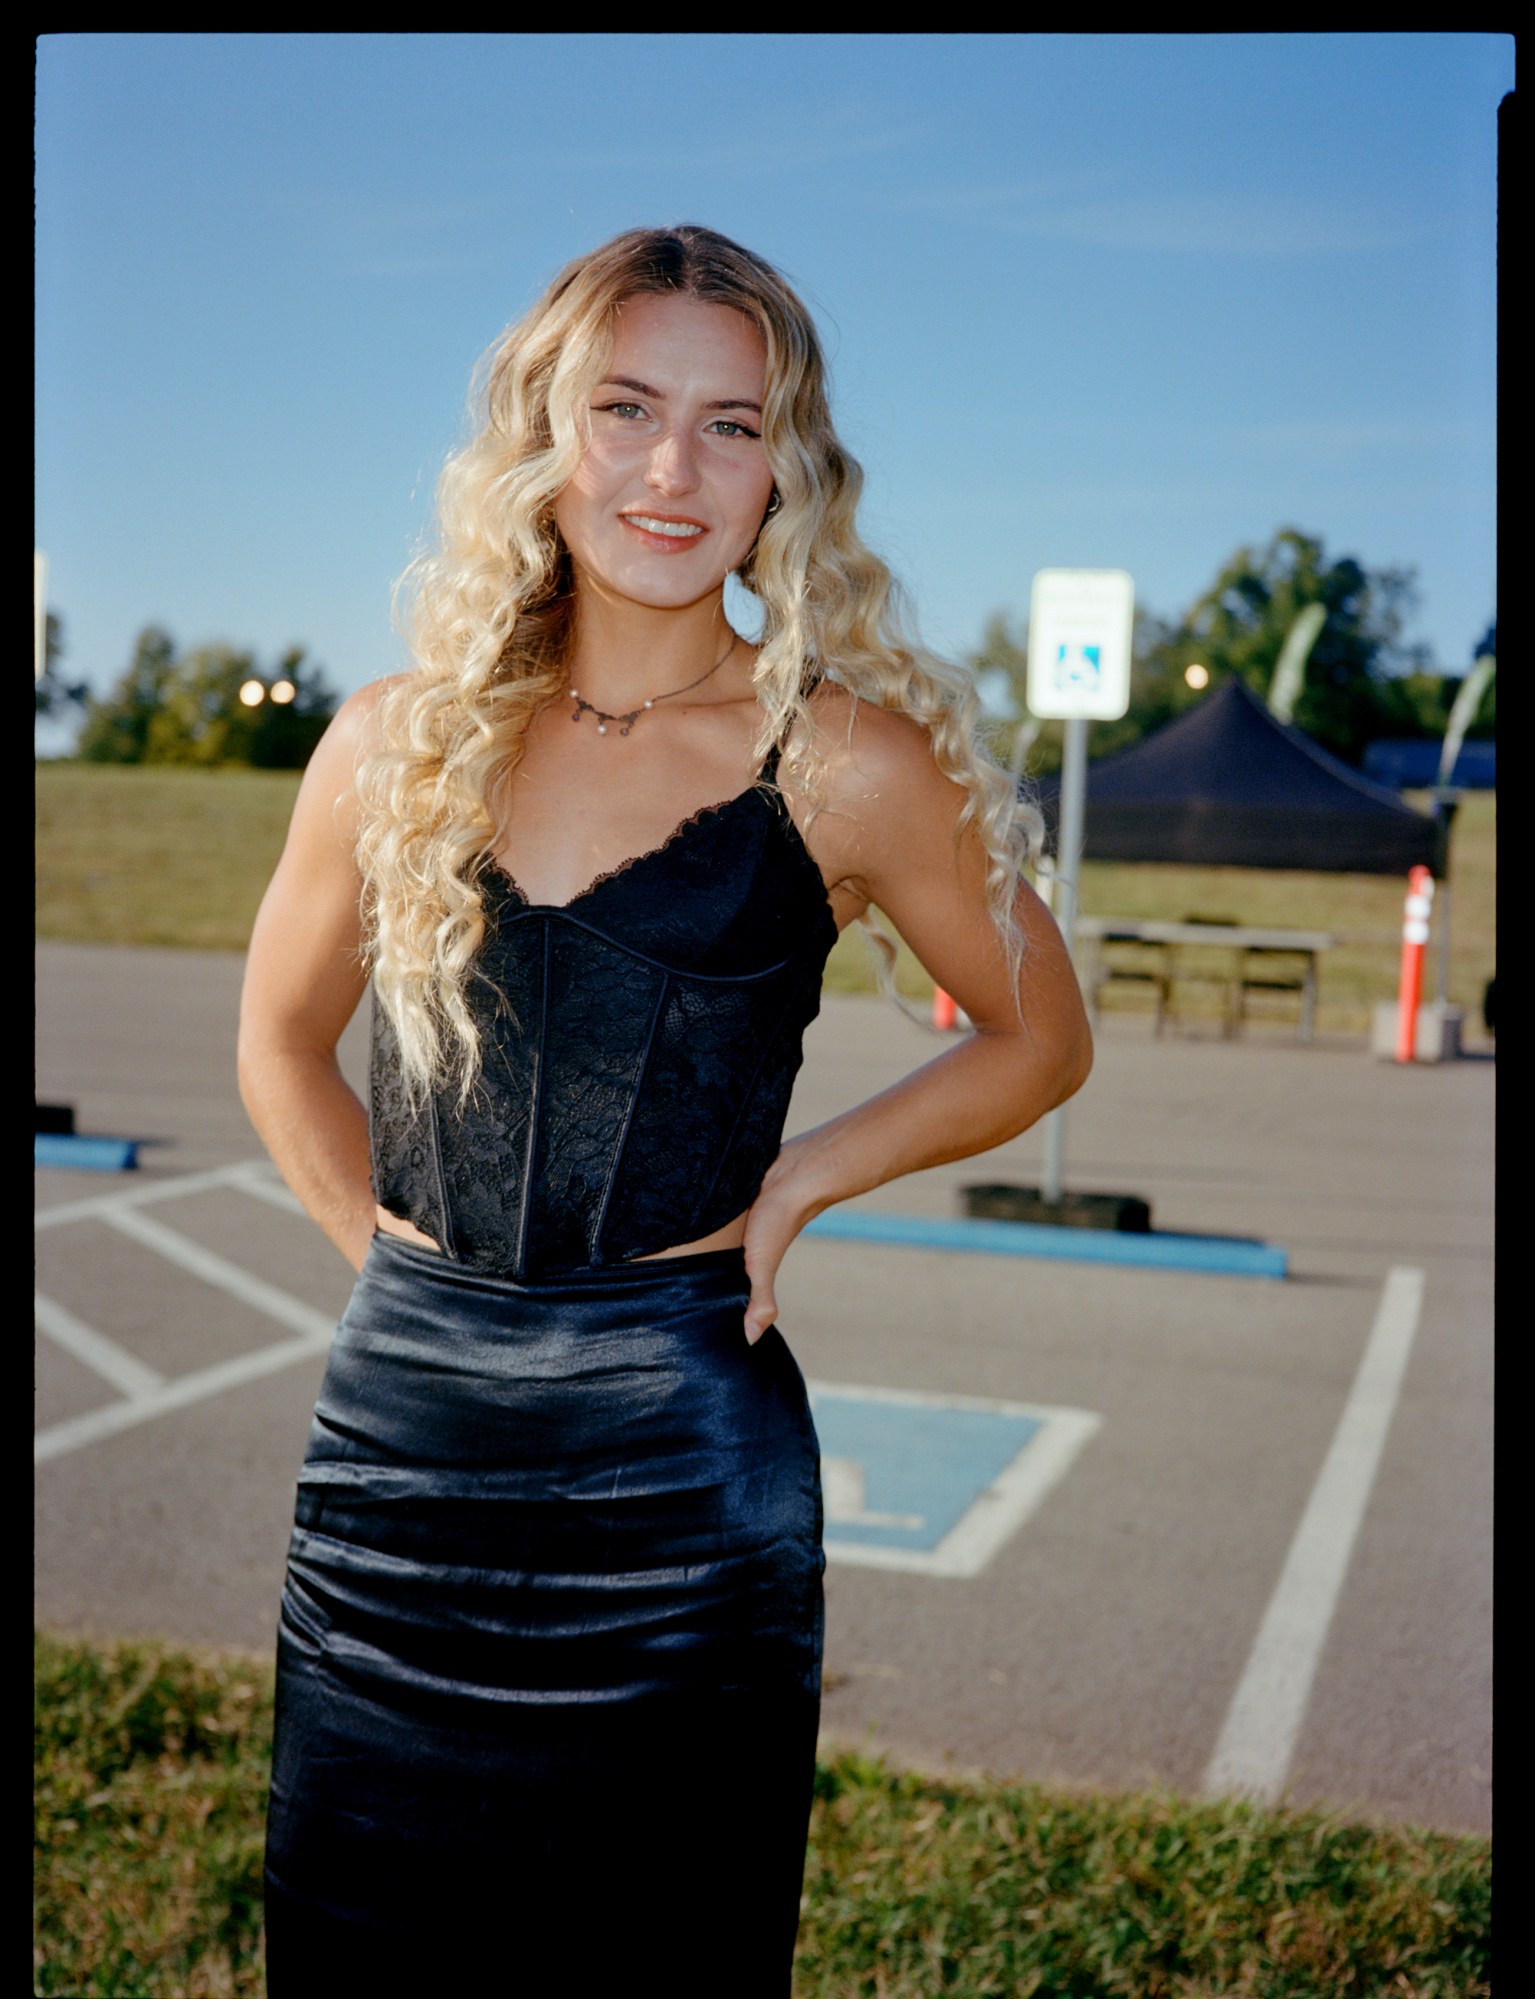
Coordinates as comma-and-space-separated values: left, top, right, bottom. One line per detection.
805, 1208, 1287, 1279
33, 1165, 1109, 1573
814, 1396, 1043, 1551
809, 1381, 1101, 1579
35, 1134, 139, 1173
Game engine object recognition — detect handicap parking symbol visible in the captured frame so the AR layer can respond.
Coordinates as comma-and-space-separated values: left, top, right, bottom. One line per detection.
1051, 642, 1102, 695
809, 1382, 1101, 1579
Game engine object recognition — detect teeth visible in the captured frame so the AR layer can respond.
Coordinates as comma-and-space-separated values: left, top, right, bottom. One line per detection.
626, 516, 703, 538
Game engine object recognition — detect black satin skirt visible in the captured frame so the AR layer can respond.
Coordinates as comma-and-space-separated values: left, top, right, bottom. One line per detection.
263, 1233, 824, 1998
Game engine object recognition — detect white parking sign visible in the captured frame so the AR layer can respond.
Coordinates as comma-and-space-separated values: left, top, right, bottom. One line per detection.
1026, 568, 1134, 720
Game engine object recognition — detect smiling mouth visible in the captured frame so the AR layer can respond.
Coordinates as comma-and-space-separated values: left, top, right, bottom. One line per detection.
621, 513, 706, 540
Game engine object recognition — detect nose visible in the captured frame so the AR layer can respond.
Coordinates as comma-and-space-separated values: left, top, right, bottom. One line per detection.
643, 422, 700, 498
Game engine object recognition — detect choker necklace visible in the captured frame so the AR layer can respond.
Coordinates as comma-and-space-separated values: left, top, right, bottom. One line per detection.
568, 631, 737, 738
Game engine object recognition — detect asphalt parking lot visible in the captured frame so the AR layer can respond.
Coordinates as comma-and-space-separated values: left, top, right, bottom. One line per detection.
35, 940, 1492, 1833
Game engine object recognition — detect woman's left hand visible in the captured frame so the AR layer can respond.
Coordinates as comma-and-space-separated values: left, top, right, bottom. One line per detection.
736, 690, 1092, 1348
741, 1139, 826, 1344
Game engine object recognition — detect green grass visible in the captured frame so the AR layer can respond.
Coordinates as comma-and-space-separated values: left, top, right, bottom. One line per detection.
37, 764, 1495, 1036
35, 1633, 271, 1998
35, 1632, 1490, 1998
35, 764, 305, 953
799, 1755, 1489, 1997
816, 791, 1494, 1039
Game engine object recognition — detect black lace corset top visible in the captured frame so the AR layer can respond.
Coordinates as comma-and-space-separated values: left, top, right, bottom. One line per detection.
368, 757, 840, 1280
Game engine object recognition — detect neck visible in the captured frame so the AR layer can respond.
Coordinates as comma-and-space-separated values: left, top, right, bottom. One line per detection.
565, 578, 735, 707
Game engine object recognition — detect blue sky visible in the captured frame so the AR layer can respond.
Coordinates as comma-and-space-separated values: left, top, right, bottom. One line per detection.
35, 33, 1511, 749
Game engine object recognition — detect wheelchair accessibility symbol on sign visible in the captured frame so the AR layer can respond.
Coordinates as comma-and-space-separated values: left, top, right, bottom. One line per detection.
809, 1381, 1101, 1579
1026, 569, 1133, 721
1052, 642, 1102, 695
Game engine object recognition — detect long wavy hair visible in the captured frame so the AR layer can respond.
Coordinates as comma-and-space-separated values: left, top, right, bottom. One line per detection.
358, 224, 1044, 1100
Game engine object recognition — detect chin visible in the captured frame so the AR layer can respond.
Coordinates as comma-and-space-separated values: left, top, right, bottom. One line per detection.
632, 578, 734, 613
601, 559, 741, 612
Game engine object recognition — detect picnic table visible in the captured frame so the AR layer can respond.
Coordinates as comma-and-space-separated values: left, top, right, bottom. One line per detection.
1076, 916, 1334, 1042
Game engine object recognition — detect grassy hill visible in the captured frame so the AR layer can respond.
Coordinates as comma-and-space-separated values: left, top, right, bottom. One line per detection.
36, 762, 1495, 1037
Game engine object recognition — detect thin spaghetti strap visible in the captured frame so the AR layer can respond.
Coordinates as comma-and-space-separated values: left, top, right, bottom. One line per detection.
765, 668, 824, 786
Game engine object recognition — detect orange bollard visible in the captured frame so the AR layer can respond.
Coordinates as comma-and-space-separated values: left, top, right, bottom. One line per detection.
1394, 865, 1435, 1063
932, 987, 958, 1031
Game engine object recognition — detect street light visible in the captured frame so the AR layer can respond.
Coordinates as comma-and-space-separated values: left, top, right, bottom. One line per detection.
1184, 663, 1209, 690
239, 677, 297, 707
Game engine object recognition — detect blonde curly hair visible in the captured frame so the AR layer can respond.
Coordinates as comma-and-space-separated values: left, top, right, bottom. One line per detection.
358, 224, 1043, 1099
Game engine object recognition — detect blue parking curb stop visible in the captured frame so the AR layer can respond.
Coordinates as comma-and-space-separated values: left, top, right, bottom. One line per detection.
804, 1208, 1287, 1279
35, 1134, 139, 1173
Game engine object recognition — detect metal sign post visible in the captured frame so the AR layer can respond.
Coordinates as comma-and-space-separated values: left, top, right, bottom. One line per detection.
1026, 568, 1134, 1206
1041, 712, 1088, 1200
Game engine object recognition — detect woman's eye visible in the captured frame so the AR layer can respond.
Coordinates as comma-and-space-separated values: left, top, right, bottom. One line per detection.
709, 419, 761, 440
597, 401, 646, 420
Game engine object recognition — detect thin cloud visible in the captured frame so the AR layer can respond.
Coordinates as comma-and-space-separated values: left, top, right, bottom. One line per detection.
270, 190, 495, 281
1017, 193, 1427, 255
871, 172, 1118, 216
1226, 418, 1481, 455
870, 181, 1429, 256
277, 191, 489, 237
550, 111, 934, 176
1020, 414, 1483, 457
342, 255, 486, 278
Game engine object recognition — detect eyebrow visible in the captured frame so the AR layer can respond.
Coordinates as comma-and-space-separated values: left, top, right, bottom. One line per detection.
599, 375, 763, 415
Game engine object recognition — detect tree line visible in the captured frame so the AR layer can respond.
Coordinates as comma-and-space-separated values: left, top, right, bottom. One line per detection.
38, 526, 1494, 777
967, 526, 1495, 776
38, 623, 338, 771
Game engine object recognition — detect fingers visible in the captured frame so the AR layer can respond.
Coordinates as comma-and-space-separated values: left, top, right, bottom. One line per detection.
743, 1284, 777, 1347
743, 1173, 806, 1344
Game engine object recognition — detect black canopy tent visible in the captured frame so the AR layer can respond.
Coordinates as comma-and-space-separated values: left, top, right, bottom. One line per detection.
1034, 677, 1445, 877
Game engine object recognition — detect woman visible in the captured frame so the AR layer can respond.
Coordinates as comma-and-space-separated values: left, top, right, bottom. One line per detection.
240, 224, 1091, 1995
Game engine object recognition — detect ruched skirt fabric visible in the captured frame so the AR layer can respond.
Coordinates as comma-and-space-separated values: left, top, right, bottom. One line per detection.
263, 1233, 824, 1997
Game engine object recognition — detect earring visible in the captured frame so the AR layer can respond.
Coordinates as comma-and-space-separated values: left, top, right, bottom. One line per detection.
765, 489, 781, 517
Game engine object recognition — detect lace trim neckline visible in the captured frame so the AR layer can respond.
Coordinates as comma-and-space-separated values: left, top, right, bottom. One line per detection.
486, 777, 776, 914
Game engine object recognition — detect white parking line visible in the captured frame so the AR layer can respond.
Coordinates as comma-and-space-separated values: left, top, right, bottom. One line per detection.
817, 1398, 1103, 1579
223, 1166, 307, 1215
35, 1327, 332, 1465
1202, 1263, 1426, 1803
101, 1207, 336, 1344
36, 1176, 1104, 1585
34, 1160, 270, 1230
35, 1168, 342, 1466
929, 1406, 1102, 1578
35, 1293, 165, 1401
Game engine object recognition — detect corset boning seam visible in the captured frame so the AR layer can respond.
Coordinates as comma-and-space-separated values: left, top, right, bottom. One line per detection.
694, 977, 804, 1222
369, 785, 839, 1278
424, 1091, 458, 1260
513, 919, 551, 1282
590, 969, 671, 1265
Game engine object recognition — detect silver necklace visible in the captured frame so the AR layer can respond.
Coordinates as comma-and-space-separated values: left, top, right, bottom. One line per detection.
568, 631, 736, 738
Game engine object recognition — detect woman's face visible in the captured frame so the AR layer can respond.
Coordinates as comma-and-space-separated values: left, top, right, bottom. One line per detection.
553, 292, 775, 614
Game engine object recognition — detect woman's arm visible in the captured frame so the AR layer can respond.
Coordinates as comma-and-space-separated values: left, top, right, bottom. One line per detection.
742, 700, 1093, 1340
236, 684, 396, 1272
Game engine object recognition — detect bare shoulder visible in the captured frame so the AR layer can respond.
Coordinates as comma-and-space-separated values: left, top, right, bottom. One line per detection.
301, 674, 410, 791
322, 673, 411, 759
801, 680, 964, 825
780, 680, 973, 916
284, 673, 413, 855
